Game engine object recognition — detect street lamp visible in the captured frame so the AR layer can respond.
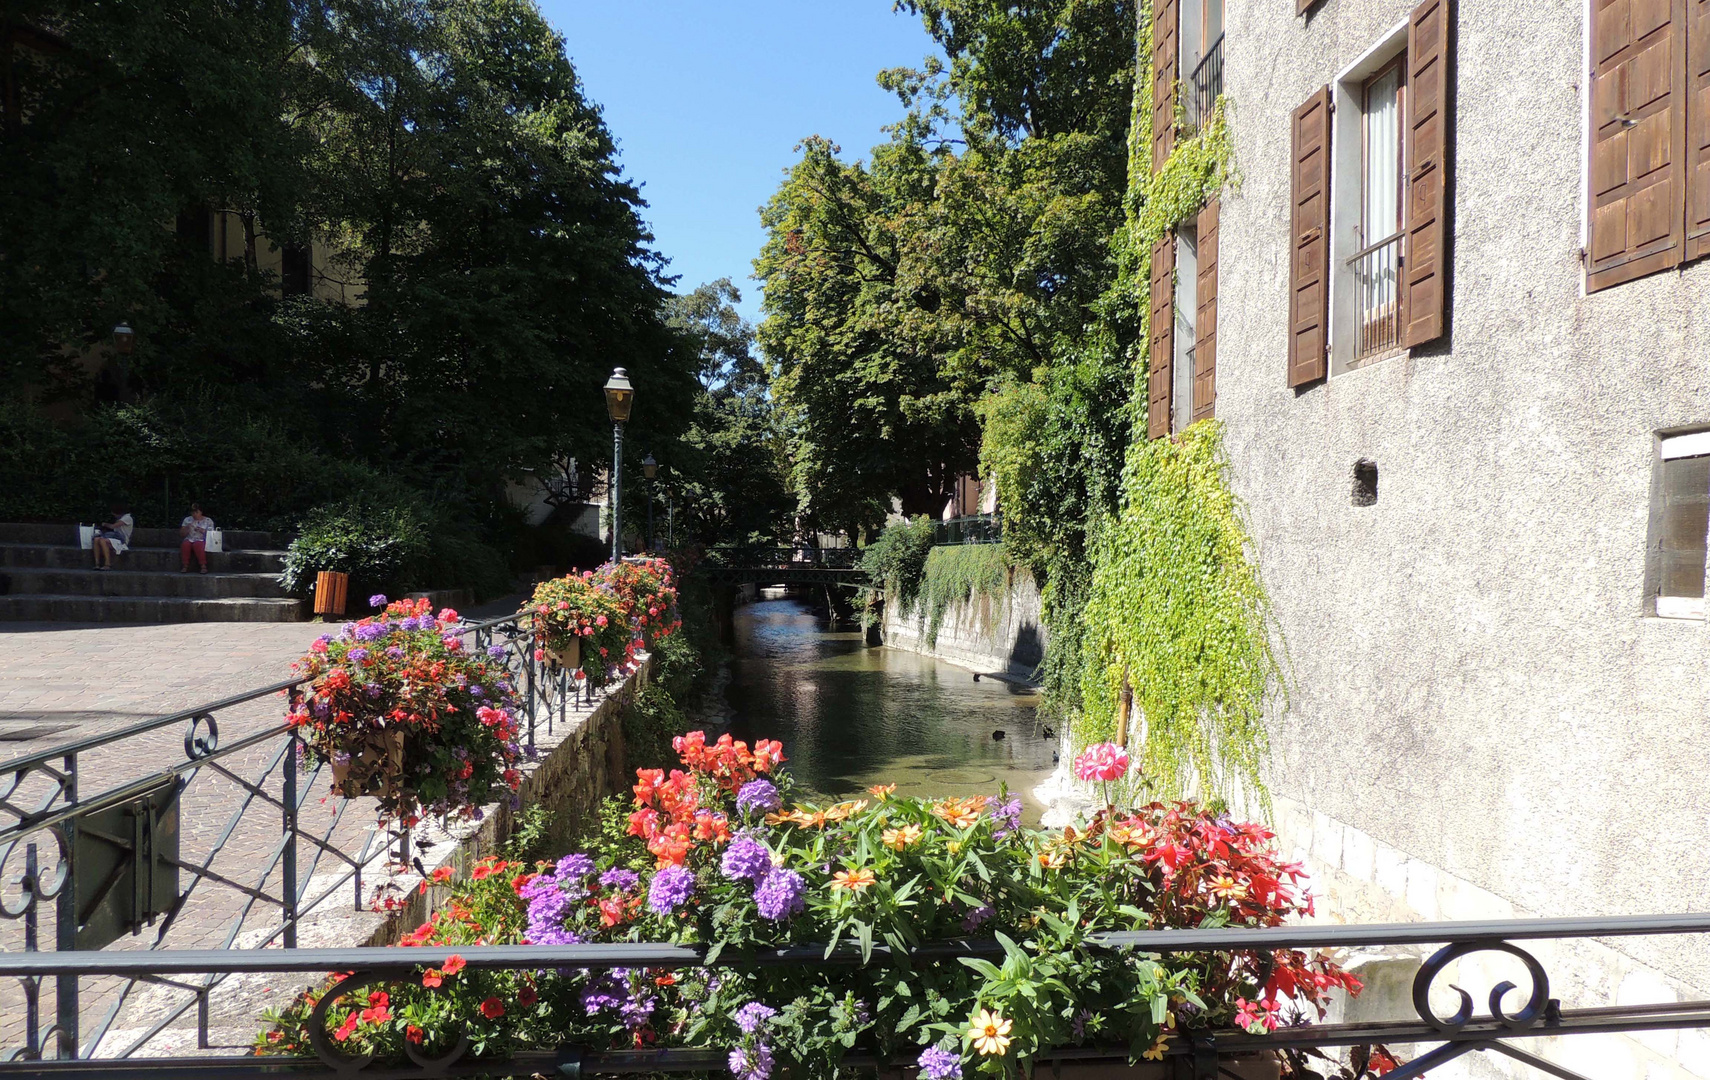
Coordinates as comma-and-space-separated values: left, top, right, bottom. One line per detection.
111, 322, 135, 355
603, 367, 634, 561
642, 454, 658, 551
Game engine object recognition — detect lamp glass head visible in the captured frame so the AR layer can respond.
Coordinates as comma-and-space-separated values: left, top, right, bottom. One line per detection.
112, 322, 136, 355
642, 454, 658, 479
604, 367, 634, 423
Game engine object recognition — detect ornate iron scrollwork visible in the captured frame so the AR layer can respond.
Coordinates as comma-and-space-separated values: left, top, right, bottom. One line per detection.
305, 969, 470, 1077
183, 713, 219, 761
1411, 940, 1557, 1034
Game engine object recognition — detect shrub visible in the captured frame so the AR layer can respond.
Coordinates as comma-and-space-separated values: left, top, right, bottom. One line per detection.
859, 516, 936, 617
279, 503, 430, 604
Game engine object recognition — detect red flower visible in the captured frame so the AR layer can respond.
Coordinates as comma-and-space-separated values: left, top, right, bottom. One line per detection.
480, 997, 506, 1019
334, 1014, 359, 1042
422, 969, 443, 987
431, 866, 454, 884
517, 985, 539, 1007
406, 1025, 424, 1044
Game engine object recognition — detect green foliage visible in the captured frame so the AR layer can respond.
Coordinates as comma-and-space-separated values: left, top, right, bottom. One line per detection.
1078, 423, 1281, 803
279, 503, 431, 604
503, 801, 558, 864
917, 544, 1011, 647
858, 517, 938, 617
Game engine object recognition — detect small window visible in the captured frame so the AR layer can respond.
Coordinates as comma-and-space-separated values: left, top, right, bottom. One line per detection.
281, 244, 311, 297
1172, 228, 1199, 434
1180, 0, 1225, 134
1650, 432, 1710, 619
1352, 58, 1406, 361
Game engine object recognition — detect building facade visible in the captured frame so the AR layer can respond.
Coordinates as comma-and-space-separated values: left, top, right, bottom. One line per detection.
1146, 0, 1710, 1075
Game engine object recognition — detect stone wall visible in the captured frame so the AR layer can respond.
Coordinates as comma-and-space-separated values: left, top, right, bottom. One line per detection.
879, 565, 1045, 679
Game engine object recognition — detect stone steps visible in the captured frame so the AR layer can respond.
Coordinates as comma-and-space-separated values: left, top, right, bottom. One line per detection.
0, 594, 306, 623
0, 567, 291, 599
0, 521, 305, 623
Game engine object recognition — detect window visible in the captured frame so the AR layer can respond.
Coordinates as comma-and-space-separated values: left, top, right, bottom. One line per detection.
1287, 0, 1451, 387
1180, 0, 1224, 134
281, 244, 311, 297
1172, 229, 1199, 433
1353, 58, 1406, 361
1649, 431, 1710, 619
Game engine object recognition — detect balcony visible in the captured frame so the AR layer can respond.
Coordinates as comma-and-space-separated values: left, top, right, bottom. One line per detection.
1182, 33, 1224, 136
1349, 230, 1405, 360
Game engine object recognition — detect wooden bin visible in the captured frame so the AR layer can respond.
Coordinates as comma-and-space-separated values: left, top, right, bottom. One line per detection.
314, 570, 349, 616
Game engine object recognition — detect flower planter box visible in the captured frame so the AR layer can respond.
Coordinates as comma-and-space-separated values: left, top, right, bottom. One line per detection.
546, 636, 580, 671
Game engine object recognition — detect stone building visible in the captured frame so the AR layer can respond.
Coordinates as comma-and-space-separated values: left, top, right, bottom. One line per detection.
1143, 0, 1710, 1075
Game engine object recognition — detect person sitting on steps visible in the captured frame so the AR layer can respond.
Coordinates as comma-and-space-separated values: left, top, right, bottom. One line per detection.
92, 502, 133, 571
180, 503, 217, 574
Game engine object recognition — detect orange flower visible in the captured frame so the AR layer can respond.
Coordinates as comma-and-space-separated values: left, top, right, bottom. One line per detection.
1208, 873, 1249, 900
441, 954, 466, 976
430, 866, 454, 884
824, 799, 868, 822
831, 868, 877, 891
882, 824, 923, 849
1106, 822, 1152, 849
868, 783, 897, 799
421, 968, 443, 988
932, 796, 989, 830
1038, 849, 1068, 870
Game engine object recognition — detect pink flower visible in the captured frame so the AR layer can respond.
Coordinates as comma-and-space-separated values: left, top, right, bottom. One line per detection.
1072, 742, 1130, 783
596, 615, 608, 627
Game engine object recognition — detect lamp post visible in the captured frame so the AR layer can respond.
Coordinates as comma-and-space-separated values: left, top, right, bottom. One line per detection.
603, 368, 634, 561
642, 454, 658, 551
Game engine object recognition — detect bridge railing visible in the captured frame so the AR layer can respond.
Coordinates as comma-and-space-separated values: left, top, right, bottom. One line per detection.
0, 609, 581, 1063
1, 913, 1707, 1076
704, 545, 861, 569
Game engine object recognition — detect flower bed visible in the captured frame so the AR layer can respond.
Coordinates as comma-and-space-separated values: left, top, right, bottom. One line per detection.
287, 597, 523, 823
260, 738, 1363, 1077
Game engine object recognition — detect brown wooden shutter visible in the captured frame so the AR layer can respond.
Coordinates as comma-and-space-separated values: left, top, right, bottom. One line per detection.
1193, 199, 1219, 422
1689, 0, 1710, 260
1298, 0, 1320, 15
1587, 0, 1687, 291
1148, 232, 1175, 440
1152, 0, 1179, 173
1404, 0, 1452, 346
1289, 88, 1331, 387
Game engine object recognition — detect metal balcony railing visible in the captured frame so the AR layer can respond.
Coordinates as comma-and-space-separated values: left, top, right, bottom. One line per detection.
1349, 230, 1405, 360
933, 513, 1003, 546
1183, 33, 1225, 136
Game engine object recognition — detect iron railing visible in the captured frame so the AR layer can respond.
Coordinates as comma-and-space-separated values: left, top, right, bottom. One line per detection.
1183, 33, 1224, 136
1, 913, 1708, 1076
0, 608, 585, 1063
933, 513, 1002, 546
703, 546, 861, 570
1349, 230, 1405, 360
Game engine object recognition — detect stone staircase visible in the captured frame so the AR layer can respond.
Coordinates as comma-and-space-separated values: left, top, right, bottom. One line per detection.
0, 523, 307, 623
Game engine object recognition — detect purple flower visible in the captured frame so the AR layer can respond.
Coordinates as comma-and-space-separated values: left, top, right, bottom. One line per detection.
736, 779, 781, 815
340, 622, 356, 638
754, 868, 805, 921
355, 623, 386, 641
348, 647, 370, 662
991, 795, 1022, 839
519, 875, 583, 945
487, 645, 507, 658
385, 646, 404, 658
600, 868, 640, 892
365, 683, 383, 698
581, 972, 628, 1014
734, 1002, 776, 1034
720, 837, 773, 883
556, 853, 595, 880
470, 685, 483, 697
647, 865, 696, 914
369, 593, 388, 608
961, 905, 995, 932
917, 1046, 963, 1080
728, 1043, 775, 1080
314, 634, 333, 648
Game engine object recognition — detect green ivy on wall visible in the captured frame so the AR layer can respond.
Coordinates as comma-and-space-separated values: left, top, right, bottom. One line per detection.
1078, 422, 1281, 803
918, 543, 1012, 647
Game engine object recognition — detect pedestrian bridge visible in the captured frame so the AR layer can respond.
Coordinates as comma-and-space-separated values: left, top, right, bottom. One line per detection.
694, 547, 868, 588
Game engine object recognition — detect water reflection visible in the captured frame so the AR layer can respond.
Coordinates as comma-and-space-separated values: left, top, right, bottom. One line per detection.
710, 595, 1055, 822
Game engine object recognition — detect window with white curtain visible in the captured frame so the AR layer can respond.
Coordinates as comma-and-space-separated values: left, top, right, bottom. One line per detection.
1352, 58, 1406, 359
1171, 229, 1199, 434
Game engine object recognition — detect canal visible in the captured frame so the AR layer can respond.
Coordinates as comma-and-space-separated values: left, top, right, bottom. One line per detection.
713, 594, 1057, 821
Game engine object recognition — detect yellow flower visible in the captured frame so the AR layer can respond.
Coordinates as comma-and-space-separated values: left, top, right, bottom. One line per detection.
831, 868, 877, 891
1106, 823, 1151, 849
882, 824, 923, 849
1208, 873, 1248, 900
824, 799, 869, 823
868, 783, 897, 799
1142, 1034, 1170, 1061
967, 1009, 1012, 1057
932, 796, 989, 830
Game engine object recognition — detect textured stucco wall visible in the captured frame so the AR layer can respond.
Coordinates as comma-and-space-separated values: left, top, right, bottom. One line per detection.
881, 568, 1046, 679
1217, 0, 1710, 1007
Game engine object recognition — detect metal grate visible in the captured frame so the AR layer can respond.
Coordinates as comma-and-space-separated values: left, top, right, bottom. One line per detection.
1182, 33, 1224, 136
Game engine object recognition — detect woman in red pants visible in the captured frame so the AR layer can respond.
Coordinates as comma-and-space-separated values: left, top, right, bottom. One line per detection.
180, 503, 217, 573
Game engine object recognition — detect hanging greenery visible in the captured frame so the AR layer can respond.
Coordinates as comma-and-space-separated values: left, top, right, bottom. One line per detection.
917, 543, 1013, 646
1078, 422, 1281, 803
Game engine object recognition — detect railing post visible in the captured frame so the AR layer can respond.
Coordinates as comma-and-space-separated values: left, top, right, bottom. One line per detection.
22, 842, 39, 1060
282, 728, 299, 950
525, 647, 538, 751
55, 754, 77, 1059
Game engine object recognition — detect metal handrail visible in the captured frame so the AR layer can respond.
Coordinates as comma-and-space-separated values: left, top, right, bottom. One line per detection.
1182, 32, 1224, 135
1345, 227, 1406, 265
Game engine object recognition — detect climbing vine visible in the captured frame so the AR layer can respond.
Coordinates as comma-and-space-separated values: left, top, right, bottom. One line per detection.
917, 543, 1012, 647
1079, 423, 1281, 803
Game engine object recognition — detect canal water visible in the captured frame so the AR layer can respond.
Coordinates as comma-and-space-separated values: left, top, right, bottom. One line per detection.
712, 595, 1057, 822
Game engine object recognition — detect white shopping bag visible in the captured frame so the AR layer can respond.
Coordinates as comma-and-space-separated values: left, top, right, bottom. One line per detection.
79, 525, 94, 549
205, 530, 225, 554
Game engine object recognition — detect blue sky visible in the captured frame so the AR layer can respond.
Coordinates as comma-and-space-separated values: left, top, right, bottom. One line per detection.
537, 1, 944, 325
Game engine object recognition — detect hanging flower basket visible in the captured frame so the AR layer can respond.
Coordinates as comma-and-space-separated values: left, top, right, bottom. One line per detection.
545, 635, 580, 672
526, 571, 637, 687
287, 597, 523, 824
595, 556, 681, 648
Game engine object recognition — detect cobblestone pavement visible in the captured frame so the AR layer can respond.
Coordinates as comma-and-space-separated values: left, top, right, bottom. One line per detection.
0, 619, 439, 1057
